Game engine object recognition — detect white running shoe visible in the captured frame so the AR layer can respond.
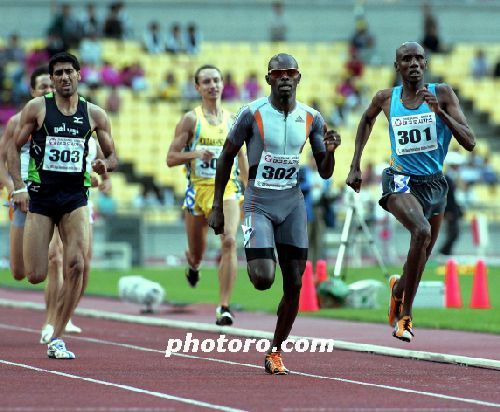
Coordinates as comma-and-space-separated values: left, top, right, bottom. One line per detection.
65, 319, 82, 334
215, 306, 234, 326
40, 324, 54, 344
47, 338, 76, 359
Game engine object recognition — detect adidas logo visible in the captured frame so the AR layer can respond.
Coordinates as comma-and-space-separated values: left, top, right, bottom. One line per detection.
295, 116, 305, 123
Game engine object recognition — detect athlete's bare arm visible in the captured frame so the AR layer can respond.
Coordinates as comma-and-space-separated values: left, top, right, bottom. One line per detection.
236, 148, 249, 187
0, 114, 19, 193
8, 98, 45, 212
95, 141, 112, 193
88, 103, 118, 174
166, 111, 214, 167
417, 83, 475, 151
313, 124, 341, 179
208, 139, 241, 235
346, 89, 392, 193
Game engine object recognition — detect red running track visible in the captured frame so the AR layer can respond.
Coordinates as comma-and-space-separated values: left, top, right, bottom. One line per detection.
1, 307, 499, 411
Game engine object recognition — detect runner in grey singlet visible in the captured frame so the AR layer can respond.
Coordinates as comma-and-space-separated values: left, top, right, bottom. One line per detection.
227, 97, 326, 255
208, 53, 340, 374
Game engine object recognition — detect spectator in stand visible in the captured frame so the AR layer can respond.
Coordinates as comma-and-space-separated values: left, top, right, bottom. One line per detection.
221, 72, 239, 101
103, 3, 125, 40
470, 49, 489, 79
345, 47, 364, 78
4, 33, 25, 63
47, 3, 82, 48
105, 86, 121, 115
143, 21, 165, 54
158, 71, 181, 102
121, 62, 147, 92
438, 153, 464, 256
101, 61, 122, 87
269, 1, 287, 42
97, 190, 117, 219
309, 99, 321, 112
26, 48, 50, 75
350, 18, 375, 63
336, 75, 361, 114
181, 73, 199, 104
166, 23, 184, 54
79, 32, 103, 66
421, 1, 445, 55
81, 3, 101, 37
80, 63, 101, 88
185, 23, 201, 54
481, 155, 498, 187
45, 32, 66, 58
241, 72, 261, 100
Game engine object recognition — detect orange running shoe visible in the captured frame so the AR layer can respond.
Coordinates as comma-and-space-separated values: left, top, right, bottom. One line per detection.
388, 275, 403, 327
265, 352, 289, 375
393, 316, 414, 342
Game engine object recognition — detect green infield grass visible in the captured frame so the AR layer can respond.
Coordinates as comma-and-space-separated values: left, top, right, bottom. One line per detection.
1, 262, 498, 334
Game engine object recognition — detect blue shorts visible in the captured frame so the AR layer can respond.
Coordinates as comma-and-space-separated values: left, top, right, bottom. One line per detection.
28, 184, 89, 225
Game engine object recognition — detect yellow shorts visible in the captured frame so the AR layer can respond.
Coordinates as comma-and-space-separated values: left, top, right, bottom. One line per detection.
183, 181, 242, 219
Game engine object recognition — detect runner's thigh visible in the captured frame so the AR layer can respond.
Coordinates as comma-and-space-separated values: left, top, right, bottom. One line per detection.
23, 212, 55, 278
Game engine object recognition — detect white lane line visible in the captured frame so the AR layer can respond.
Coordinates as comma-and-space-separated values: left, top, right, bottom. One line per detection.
1, 298, 499, 370
1, 323, 499, 408
0, 359, 245, 412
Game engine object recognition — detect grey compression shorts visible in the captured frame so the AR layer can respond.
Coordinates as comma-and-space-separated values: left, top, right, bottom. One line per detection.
379, 168, 448, 220
242, 184, 308, 262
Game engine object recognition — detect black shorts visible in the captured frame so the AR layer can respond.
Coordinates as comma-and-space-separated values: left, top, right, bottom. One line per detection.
379, 168, 448, 220
28, 184, 89, 225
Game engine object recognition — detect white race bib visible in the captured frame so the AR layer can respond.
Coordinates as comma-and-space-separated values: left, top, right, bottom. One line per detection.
254, 151, 299, 190
392, 112, 438, 156
43, 136, 85, 173
195, 145, 222, 178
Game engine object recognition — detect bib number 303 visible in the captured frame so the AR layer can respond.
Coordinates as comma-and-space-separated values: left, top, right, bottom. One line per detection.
43, 136, 85, 173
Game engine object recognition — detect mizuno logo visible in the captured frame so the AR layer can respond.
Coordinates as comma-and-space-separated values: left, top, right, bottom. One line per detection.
73, 117, 83, 124
295, 116, 305, 123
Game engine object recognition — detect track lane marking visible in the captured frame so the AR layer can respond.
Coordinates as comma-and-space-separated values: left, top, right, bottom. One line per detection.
0, 359, 245, 412
1, 322, 499, 408
1, 298, 499, 370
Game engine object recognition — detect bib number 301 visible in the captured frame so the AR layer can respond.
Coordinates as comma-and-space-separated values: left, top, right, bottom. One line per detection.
392, 112, 438, 155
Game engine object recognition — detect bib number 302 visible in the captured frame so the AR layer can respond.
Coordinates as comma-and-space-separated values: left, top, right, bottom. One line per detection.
261, 166, 297, 180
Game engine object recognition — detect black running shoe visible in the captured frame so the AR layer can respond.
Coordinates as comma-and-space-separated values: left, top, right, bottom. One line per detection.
185, 267, 200, 288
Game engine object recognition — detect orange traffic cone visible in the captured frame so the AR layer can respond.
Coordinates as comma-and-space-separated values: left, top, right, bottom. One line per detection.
299, 260, 319, 312
316, 260, 328, 283
470, 259, 491, 309
445, 259, 462, 308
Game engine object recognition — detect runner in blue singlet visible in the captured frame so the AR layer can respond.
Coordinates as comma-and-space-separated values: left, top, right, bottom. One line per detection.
346, 42, 476, 342
208, 53, 341, 375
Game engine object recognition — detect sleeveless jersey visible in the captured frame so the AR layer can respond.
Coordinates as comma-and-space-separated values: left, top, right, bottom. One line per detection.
86, 136, 97, 172
28, 93, 93, 188
389, 84, 452, 175
185, 106, 238, 187
228, 97, 326, 190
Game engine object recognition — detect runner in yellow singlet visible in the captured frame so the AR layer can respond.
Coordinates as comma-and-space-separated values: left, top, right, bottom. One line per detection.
167, 64, 248, 326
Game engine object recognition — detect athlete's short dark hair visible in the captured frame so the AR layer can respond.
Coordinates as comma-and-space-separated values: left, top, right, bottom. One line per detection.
49, 52, 81, 75
30, 66, 49, 89
194, 65, 222, 84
